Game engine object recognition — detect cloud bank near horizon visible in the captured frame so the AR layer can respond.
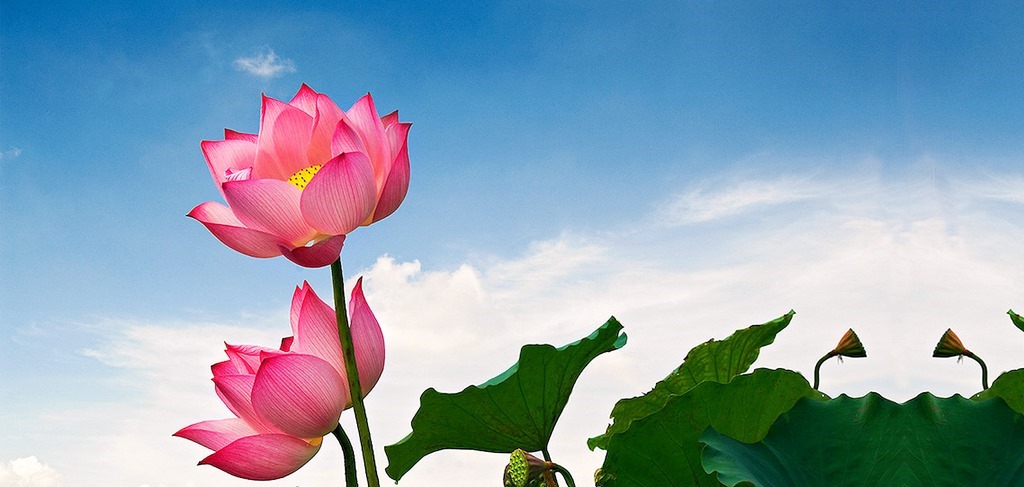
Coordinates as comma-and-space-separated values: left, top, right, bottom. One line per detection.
0, 456, 63, 487
10, 169, 1024, 486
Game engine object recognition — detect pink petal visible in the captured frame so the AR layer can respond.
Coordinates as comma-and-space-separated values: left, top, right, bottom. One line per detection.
287, 84, 319, 116
188, 202, 286, 258
175, 418, 258, 451
219, 349, 253, 375
279, 234, 346, 268
330, 116, 368, 156
213, 374, 278, 433
201, 139, 257, 196
225, 167, 252, 181
289, 283, 345, 378
385, 120, 411, 157
212, 360, 238, 377
224, 129, 258, 143
380, 110, 399, 129
289, 282, 310, 333
280, 336, 294, 351
370, 130, 410, 223
299, 152, 376, 235
251, 354, 347, 438
345, 94, 392, 173
199, 434, 321, 481
257, 348, 290, 362
307, 94, 346, 166
253, 96, 315, 181
225, 343, 277, 374
222, 179, 315, 246
349, 277, 386, 399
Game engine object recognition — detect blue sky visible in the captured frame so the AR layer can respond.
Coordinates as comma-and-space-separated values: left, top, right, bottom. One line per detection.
3, 1, 1024, 486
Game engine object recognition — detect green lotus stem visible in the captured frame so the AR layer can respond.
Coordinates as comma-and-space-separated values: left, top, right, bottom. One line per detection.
813, 351, 837, 390
966, 351, 989, 390
331, 260, 380, 487
550, 463, 576, 487
332, 423, 358, 487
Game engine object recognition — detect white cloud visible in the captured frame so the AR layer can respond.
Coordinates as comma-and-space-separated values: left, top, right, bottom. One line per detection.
11, 168, 1024, 486
661, 175, 829, 225
958, 173, 1024, 204
0, 456, 63, 487
233, 48, 296, 78
0, 147, 22, 160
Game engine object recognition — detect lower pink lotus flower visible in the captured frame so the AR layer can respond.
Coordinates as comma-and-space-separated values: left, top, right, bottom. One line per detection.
175, 280, 384, 480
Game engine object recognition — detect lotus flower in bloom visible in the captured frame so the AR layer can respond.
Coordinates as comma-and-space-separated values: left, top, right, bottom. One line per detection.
174, 279, 384, 480
189, 85, 411, 267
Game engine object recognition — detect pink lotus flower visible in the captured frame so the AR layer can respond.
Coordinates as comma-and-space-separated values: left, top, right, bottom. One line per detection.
174, 279, 385, 480
189, 85, 411, 268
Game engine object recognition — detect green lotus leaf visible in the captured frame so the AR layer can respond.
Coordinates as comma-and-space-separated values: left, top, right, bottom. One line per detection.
598, 368, 823, 487
384, 317, 627, 482
1009, 309, 1024, 334
702, 393, 1024, 486
589, 311, 794, 450
974, 368, 1024, 414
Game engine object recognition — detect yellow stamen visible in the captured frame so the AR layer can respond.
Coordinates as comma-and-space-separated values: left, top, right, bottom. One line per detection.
287, 165, 323, 190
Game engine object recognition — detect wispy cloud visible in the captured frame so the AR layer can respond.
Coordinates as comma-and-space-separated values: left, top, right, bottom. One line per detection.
0, 147, 23, 160
662, 176, 828, 225
233, 47, 296, 78
960, 173, 1024, 204
0, 456, 63, 487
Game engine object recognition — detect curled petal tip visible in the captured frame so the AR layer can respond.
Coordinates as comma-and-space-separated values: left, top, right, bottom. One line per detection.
278, 234, 346, 268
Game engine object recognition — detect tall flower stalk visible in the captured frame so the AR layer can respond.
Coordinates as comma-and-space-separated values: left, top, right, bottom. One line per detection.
332, 424, 358, 487
332, 260, 380, 487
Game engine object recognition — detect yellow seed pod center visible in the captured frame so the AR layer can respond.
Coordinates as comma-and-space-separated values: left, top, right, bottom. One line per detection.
287, 165, 323, 190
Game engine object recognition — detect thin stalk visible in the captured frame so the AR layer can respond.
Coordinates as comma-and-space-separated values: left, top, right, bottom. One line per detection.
549, 463, 576, 487
812, 351, 836, 390
541, 448, 552, 462
967, 352, 989, 389
332, 423, 358, 487
330, 260, 380, 487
